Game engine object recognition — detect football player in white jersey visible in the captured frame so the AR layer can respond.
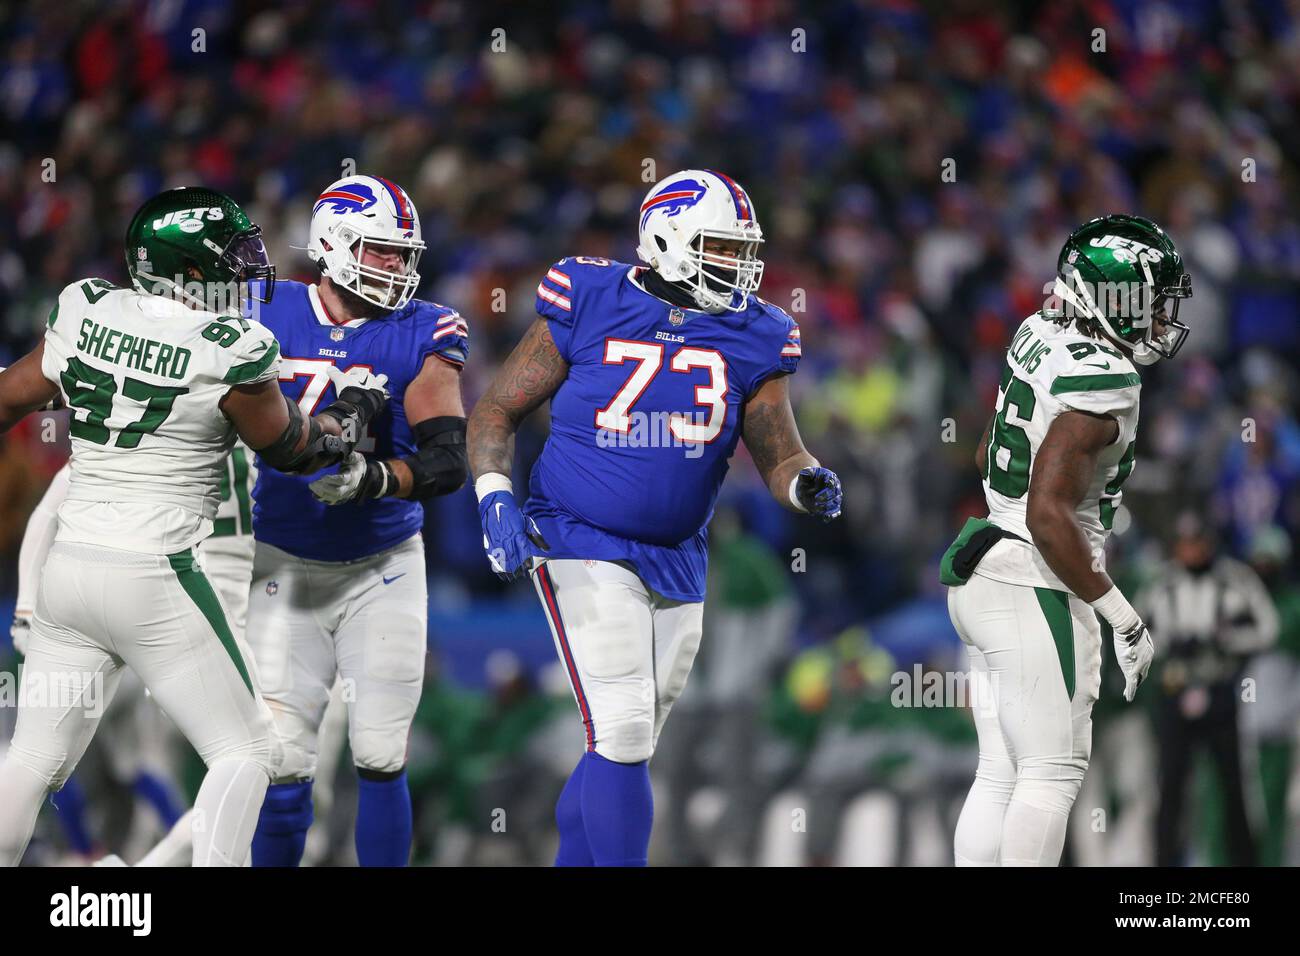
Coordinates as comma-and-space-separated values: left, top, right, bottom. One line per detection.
0, 186, 389, 867
943, 214, 1191, 866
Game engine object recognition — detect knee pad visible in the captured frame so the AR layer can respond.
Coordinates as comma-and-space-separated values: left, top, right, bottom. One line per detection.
209, 730, 278, 778
593, 717, 654, 764
259, 780, 314, 835
348, 728, 407, 775
8, 744, 69, 791
1015, 756, 1088, 816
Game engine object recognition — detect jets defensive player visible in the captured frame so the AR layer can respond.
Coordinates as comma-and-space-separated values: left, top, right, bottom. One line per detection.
0, 186, 389, 866
943, 214, 1191, 866
468, 169, 842, 866
244, 175, 469, 867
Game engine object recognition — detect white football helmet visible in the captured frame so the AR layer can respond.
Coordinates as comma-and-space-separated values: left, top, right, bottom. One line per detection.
307, 175, 425, 310
636, 169, 764, 312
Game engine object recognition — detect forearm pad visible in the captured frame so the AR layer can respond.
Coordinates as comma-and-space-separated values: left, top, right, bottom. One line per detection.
401, 416, 468, 500
257, 396, 350, 474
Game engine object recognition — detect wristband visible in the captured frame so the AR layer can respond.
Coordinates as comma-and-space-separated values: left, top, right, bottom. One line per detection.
789, 475, 807, 513
1089, 585, 1141, 633
475, 472, 514, 502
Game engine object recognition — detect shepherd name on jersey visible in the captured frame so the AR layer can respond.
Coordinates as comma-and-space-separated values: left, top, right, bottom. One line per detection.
979, 312, 1141, 591
42, 278, 281, 554
527, 257, 801, 602
251, 280, 468, 562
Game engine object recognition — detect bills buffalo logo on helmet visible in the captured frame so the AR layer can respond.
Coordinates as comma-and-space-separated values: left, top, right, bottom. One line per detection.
313, 182, 379, 216
640, 178, 708, 230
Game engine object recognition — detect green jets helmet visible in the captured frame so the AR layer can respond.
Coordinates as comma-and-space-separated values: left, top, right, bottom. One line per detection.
125, 186, 275, 314
1052, 214, 1192, 364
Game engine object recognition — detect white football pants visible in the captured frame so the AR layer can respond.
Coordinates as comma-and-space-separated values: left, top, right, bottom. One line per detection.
243, 535, 427, 781
948, 571, 1101, 866
0, 541, 276, 867
531, 559, 704, 764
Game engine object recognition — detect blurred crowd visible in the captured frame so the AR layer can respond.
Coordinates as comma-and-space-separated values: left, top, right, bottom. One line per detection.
1, 0, 1298, 864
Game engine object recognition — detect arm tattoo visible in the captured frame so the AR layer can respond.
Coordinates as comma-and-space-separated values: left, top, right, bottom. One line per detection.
467, 319, 569, 481
742, 374, 817, 508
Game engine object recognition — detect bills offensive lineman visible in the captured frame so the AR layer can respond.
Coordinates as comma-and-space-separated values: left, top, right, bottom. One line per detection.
245, 175, 469, 867
467, 169, 842, 866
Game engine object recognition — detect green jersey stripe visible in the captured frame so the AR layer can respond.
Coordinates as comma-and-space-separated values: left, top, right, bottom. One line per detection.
223, 340, 280, 385
1050, 372, 1141, 394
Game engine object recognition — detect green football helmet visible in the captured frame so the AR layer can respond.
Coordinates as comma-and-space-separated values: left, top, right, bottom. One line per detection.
1052, 214, 1192, 364
125, 186, 275, 314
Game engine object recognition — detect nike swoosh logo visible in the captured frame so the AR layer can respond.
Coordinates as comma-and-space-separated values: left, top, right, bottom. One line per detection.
1084, 362, 1111, 370
495, 502, 505, 520
382, 573, 406, 585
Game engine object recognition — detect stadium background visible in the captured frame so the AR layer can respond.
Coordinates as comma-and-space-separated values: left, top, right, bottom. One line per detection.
0, 0, 1297, 865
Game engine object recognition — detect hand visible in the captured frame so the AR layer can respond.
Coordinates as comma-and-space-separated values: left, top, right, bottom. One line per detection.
327, 365, 389, 400
327, 366, 390, 424
1113, 621, 1155, 702
478, 490, 549, 581
10, 614, 30, 657
309, 452, 392, 505
795, 466, 842, 522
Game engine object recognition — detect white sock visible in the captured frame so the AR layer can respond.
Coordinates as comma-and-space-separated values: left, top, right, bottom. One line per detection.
954, 767, 1015, 866
138, 809, 196, 867
0, 760, 50, 866
191, 759, 269, 867
1000, 796, 1070, 866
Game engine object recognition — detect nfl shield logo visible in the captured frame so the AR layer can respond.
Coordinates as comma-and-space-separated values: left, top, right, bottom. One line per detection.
668, 308, 685, 326
266, 580, 279, 596
330, 328, 345, 342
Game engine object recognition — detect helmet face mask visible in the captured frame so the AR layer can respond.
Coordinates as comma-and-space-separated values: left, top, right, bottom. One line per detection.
637, 170, 764, 313
220, 226, 276, 305
1051, 214, 1192, 365
308, 176, 425, 312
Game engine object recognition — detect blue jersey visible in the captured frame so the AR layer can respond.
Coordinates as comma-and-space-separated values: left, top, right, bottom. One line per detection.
251, 280, 469, 562
526, 257, 800, 602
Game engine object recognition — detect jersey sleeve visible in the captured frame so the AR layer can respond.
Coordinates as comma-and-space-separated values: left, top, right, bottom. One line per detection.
1047, 367, 1140, 419
418, 307, 469, 368
221, 321, 281, 386
746, 299, 801, 395
535, 259, 578, 361
41, 280, 95, 382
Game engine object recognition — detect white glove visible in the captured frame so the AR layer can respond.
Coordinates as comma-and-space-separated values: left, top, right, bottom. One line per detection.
326, 365, 389, 401
11, 614, 31, 656
309, 452, 368, 505
1091, 586, 1154, 702
1113, 623, 1155, 703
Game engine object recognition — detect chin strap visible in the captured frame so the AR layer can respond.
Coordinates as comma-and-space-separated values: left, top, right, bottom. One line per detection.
642, 268, 706, 312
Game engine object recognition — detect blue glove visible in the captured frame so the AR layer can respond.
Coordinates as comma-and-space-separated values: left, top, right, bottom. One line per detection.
478, 490, 550, 581
795, 466, 842, 522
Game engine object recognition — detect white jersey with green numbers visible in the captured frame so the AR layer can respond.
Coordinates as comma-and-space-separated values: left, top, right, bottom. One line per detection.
977, 312, 1140, 591
41, 277, 280, 554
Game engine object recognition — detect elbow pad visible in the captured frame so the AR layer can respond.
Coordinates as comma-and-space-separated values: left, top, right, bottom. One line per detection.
401, 416, 468, 500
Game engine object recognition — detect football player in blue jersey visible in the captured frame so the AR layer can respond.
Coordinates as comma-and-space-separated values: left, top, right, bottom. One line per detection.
467, 169, 842, 866
243, 175, 470, 867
